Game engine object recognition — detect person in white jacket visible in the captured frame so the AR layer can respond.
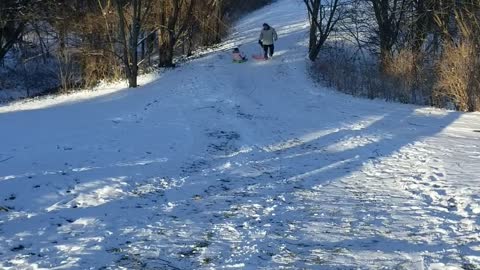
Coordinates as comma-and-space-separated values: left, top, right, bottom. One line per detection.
259, 23, 278, 60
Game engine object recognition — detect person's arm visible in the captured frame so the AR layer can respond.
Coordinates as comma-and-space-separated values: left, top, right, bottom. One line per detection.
273, 28, 278, 41
259, 30, 263, 42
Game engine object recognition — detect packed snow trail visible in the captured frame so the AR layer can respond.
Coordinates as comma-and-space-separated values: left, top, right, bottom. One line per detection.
1, 0, 480, 269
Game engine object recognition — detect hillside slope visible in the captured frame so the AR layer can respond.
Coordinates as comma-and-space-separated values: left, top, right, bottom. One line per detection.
1, 0, 480, 269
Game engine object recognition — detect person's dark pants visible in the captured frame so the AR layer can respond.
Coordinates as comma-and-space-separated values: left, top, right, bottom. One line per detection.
263, 44, 274, 58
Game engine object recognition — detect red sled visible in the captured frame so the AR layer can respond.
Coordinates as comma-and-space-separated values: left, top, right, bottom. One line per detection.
252, 54, 268, 61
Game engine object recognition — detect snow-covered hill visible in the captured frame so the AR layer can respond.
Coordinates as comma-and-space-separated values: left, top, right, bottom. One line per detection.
1, 0, 480, 269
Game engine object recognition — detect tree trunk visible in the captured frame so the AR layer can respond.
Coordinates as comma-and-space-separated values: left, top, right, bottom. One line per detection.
158, 0, 195, 67
0, 22, 24, 61
159, 34, 176, 67
158, 1, 177, 67
308, 0, 320, 52
214, 0, 223, 43
370, 0, 407, 71
116, 0, 139, 88
379, 41, 391, 71
128, 0, 140, 87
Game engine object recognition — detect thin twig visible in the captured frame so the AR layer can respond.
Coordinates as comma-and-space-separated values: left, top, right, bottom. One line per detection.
0, 156, 14, 163
194, 105, 216, 110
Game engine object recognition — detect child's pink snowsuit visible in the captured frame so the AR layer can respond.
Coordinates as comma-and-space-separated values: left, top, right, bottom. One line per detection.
232, 52, 246, 61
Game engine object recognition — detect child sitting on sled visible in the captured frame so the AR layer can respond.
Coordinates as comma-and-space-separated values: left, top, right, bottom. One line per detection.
232, 48, 247, 63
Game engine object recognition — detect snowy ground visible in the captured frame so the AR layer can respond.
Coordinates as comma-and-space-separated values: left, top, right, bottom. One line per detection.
1, 0, 480, 269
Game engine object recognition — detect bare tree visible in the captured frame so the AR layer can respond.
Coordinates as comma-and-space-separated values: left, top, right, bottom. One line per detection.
0, 0, 30, 61
303, 0, 343, 61
368, 0, 408, 69
115, 0, 154, 87
157, 0, 195, 67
